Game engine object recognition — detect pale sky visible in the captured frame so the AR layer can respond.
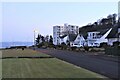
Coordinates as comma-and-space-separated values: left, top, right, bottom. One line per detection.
1, 1, 118, 42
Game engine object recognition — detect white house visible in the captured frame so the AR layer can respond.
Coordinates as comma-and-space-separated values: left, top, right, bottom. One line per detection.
73, 34, 85, 47
87, 28, 112, 47
59, 34, 85, 47
87, 32, 101, 47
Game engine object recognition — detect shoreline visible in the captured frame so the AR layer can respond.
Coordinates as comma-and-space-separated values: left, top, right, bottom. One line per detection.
0, 42, 34, 49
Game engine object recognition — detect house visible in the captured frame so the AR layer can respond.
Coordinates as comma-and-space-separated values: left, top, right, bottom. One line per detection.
86, 28, 112, 47
67, 34, 77, 47
87, 31, 101, 47
73, 34, 85, 47
59, 33, 85, 47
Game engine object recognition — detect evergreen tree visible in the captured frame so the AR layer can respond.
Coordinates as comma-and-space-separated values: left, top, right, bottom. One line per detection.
49, 35, 53, 44
36, 34, 41, 45
41, 36, 45, 42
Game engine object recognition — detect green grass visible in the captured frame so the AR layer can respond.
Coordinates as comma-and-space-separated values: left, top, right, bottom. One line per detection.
2, 49, 50, 58
1, 49, 106, 78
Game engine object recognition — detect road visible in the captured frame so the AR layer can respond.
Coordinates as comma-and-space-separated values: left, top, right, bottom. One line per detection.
36, 48, 119, 80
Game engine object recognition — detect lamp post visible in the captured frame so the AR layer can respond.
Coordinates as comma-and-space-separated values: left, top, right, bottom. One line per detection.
34, 30, 35, 47
33, 30, 35, 50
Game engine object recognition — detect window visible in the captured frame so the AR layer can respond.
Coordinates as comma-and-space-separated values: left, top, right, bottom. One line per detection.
80, 35, 81, 37
91, 43, 94, 46
78, 37, 80, 39
93, 33, 94, 36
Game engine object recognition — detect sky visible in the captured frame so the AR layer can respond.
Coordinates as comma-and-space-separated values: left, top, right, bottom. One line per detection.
1, 1, 118, 42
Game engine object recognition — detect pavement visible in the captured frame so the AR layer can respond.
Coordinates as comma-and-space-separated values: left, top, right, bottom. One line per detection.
35, 48, 119, 80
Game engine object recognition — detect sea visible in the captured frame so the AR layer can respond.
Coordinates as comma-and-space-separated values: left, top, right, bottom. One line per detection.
0, 42, 34, 48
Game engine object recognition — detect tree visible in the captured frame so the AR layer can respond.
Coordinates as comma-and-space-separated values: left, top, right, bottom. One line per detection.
112, 13, 117, 24
48, 35, 54, 48
36, 34, 41, 45
41, 36, 45, 42
49, 35, 53, 44
107, 13, 117, 25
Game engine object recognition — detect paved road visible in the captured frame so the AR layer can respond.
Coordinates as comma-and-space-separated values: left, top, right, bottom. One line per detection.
36, 49, 119, 80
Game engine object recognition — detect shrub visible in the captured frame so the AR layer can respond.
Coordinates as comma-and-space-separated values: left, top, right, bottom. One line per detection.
100, 42, 108, 48
113, 41, 119, 47
105, 46, 120, 56
71, 46, 77, 51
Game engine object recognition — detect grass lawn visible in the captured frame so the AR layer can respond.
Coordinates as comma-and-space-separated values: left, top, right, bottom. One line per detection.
1, 49, 107, 78
2, 49, 50, 58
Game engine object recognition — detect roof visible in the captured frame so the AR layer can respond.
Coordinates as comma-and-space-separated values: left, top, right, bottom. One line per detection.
68, 34, 77, 42
97, 28, 110, 35
81, 33, 88, 39
59, 35, 67, 38
106, 25, 118, 38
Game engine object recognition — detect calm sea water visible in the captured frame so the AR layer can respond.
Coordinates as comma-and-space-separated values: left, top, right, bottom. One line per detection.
0, 42, 34, 48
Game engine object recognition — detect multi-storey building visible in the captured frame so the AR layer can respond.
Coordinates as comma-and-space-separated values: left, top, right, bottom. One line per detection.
63, 23, 79, 34
53, 26, 63, 45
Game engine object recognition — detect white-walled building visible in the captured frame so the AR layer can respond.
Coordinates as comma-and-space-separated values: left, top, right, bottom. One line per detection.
87, 28, 112, 47
87, 32, 101, 47
53, 26, 64, 45
73, 34, 85, 47
63, 23, 79, 34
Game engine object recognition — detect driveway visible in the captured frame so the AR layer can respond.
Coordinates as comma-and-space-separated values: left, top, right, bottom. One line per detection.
36, 48, 119, 80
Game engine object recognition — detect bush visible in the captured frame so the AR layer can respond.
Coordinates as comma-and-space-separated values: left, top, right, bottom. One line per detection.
105, 46, 120, 56
37, 43, 43, 48
100, 42, 108, 48
84, 46, 89, 51
61, 42, 67, 50
71, 46, 77, 51
48, 43, 54, 48
113, 41, 119, 47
